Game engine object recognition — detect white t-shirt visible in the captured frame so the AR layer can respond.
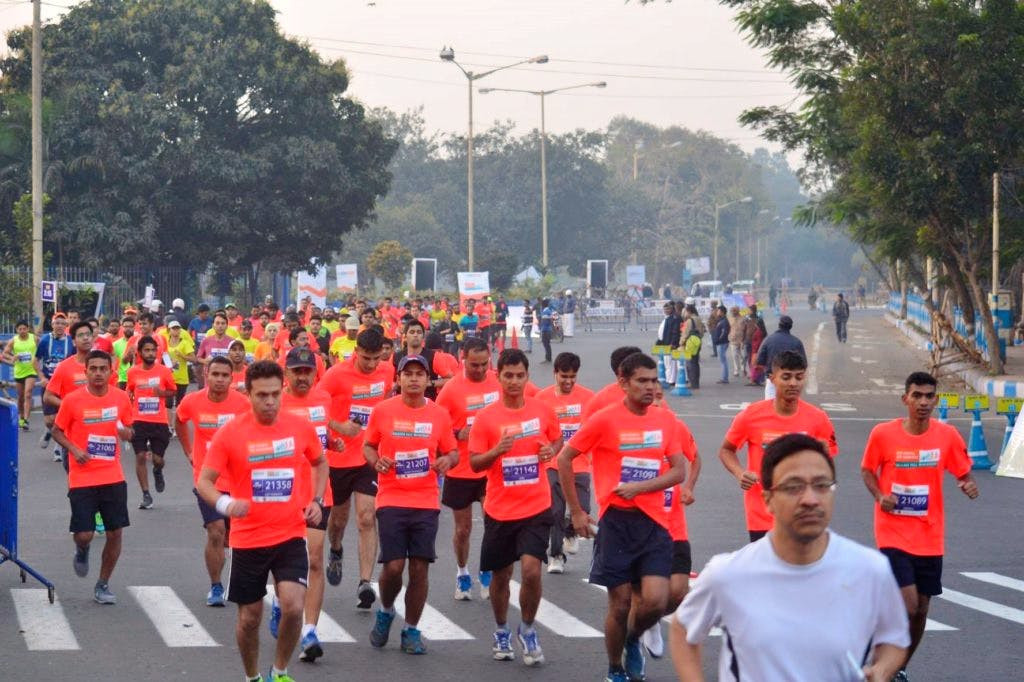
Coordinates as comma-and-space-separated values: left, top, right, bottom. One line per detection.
675, 530, 909, 681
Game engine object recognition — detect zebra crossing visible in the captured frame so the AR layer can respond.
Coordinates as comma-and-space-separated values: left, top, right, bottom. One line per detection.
8, 570, 1024, 652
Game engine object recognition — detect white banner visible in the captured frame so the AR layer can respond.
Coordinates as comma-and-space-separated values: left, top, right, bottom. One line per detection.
997, 413, 1024, 479
626, 265, 646, 287
297, 263, 328, 307
457, 271, 490, 299
686, 257, 711, 275
336, 263, 358, 293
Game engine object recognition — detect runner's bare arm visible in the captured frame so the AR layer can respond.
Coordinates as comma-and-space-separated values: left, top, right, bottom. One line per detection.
957, 472, 979, 499
861, 467, 897, 511
469, 432, 514, 472
175, 416, 193, 463
863, 643, 907, 681
557, 445, 596, 537
718, 438, 757, 489
614, 451, 686, 500
432, 448, 458, 475
668, 620, 706, 682
363, 441, 392, 472
680, 453, 701, 505
51, 424, 87, 464
0, 337, 14, 364
42, 387, 61, 408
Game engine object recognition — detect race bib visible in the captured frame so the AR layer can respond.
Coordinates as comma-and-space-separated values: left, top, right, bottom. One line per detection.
86, 434, 117, 460
620, 457, 660, 484
210, 347, 229, 358
138, 397, 160, 415
349, 405, 372, 429
502, 455, 540, 487
315, 425, 328, 450
16, 352, 31, 363
251, 468, 294, 502
444, 333, 455, 343
891, 483, 929, 516
561, 423, 581, 441
663, 487, 674, 512
395, 449, 430, 479
245, 352, 255, 364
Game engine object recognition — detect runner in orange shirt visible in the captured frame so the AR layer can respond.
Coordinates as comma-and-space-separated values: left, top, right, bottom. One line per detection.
175, 356, 250, 607
318, 328, 394, 610
364, 354, 458, 655
534, 352, 595, 574
125, 336, 178, 510
469, 348, 562, 666
198, 360, 327, 682
861, 371, 979, 682
122, 312, 168, 364
718, 349, 838, 541
228, 339, 249, 392
436, 337, 501, 600
51, 350, 135, 605
581, 346, 644, 419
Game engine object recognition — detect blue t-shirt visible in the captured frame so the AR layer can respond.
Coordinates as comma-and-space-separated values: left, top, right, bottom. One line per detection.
187, 317, 213, 344
35, 332, 72, 378
459, 314, 479, 333
539, 306, 555, 333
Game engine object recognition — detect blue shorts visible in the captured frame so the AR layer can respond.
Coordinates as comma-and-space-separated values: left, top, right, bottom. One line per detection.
194, 488, 228, 529
590, 507, 672, 587
881, 547, 943, 596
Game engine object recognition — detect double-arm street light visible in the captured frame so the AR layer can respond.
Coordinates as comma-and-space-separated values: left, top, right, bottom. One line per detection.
479, 81, 606, 268
713, 196, 753, 280
440, 46, 549, 270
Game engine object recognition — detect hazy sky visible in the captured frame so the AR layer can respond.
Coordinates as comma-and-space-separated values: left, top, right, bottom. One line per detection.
5, 0, 797, 155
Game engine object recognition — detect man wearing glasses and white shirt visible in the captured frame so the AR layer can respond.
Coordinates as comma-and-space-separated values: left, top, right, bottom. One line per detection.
671, 433, 909, 681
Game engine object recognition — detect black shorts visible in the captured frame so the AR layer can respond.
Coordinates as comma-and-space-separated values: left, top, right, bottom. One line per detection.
441, 476, 487, 510
329, 464, 377, 504
15, 375, 37, 384
43, 402, 58, 416
480, 510, 551, 571
306, 502, 330, 532
590, 507, 672, 587
748, 530, 768, 543
227, 537, 309, 605
166, 384, 188, 409
377, 507, 440, 563
671, 540, 692, 575
131, 421, 170, 457
194, 488, 229, 529
881, 547, 943, 597
68, 481, 130, 533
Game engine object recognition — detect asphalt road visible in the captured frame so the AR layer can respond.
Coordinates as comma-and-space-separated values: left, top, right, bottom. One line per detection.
3, 307, 1022, 681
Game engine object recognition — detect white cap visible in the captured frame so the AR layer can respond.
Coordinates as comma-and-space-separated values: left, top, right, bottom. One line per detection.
565, 289, 573, 295
149, 299, 163, 312
172, 298, 185, 309
684, 296, 695, 305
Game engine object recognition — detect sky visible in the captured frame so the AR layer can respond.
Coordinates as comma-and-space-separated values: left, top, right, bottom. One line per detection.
1, 0, 799, 156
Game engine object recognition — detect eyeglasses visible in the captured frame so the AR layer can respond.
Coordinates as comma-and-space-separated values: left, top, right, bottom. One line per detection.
770, 479, 837, 497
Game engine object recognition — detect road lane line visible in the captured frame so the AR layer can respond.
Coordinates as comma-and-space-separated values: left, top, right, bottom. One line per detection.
509, 579, 602, 637
807, 321, 825, 395
371, 582, 474, 640
925, 619, 958, 631
129, 586, 219, 647
10, 589, 80, 651
962, 572, 1024, 593
939, 588, 1024, 625
264, 584, 355, 642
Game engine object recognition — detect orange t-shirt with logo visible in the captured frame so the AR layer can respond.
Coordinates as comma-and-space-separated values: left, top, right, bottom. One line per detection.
282, 388, 336, 507
468, 397, 561, 521
54, 387, 133, 489
365, 395, 458, 511
568, 401, 684, 530
582, 381, 624, 419
436, 371, 502, 479
126, 363, 177, 424
125, 333, 168, 364
176, 388, 251, 487
205, 410, 323, 549
724, 399, 839, 531
660, 413, 698, 541
861, 418, 970, 555
47, 355, 118, 399
318, 359, 394, 468
535, 383, 595, 472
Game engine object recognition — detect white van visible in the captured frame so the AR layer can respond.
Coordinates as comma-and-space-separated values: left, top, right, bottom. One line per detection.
689, 280, 724, 299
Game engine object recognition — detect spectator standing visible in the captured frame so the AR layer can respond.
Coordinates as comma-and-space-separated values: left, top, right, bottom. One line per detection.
711, 306, 730, 384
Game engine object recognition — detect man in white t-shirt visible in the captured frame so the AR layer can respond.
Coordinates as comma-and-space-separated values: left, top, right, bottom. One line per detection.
670, 433, 908, 682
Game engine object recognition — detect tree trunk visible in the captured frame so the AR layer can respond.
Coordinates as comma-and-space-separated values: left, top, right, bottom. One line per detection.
964, 266, 1004, 374
942, 253, 974, 338
899, 260, 908, 319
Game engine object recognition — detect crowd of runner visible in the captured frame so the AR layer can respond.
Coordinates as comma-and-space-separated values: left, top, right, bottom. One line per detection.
1, 296, 980, 682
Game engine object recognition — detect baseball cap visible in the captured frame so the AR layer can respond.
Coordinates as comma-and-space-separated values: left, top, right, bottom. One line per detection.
229, 339, 245, 350
167, 319, 182, 329
52, 312, 67, 320
345, 316, 360, 330
172, 298, 185, 309
149, 299, 163, 312
397, 354, 430, 373
225, 302, 237, 309
285, 346, 317, 369
196, 303, 211, 312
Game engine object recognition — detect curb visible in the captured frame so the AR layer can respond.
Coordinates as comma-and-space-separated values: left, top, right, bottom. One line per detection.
884, 313, 1024, 397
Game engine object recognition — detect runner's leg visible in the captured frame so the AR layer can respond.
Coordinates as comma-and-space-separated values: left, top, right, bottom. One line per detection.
305, 527, 326, 628
378, 557, 405, 611
237, 601, 263, 677
518, 555, 543, 624
355, 492, 377, 583
98, 528, 122, 584
273, 580, 305, 671
405, 558, 429, 627
205, 520, 227, 583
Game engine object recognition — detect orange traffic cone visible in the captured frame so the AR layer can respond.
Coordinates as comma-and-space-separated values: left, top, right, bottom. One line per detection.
510, 327, 519, 349
497, 329, 506, 352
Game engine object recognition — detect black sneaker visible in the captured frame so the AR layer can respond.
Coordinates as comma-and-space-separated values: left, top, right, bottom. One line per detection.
357, 580, 376, 610
153, 467, 165, 493
139, 491, 154, 510
326, 549, 343, 586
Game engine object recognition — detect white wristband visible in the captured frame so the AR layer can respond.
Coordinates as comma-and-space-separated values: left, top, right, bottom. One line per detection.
215, 494, 234, 515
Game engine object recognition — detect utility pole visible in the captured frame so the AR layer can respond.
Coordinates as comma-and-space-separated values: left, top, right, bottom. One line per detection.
992, 171, 1000, 296
31, 0, 43, 326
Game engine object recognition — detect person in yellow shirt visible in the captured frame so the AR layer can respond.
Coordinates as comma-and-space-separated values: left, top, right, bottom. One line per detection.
237, 320, 260, 363
165, 319, 197, 433
329, 316, 359, 365
322, 307, 341, 336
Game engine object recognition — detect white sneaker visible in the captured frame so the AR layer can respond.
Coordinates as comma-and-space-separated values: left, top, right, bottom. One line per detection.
563, 536, 579, 555
547, 556, 565, 574
641, 622, 664, 659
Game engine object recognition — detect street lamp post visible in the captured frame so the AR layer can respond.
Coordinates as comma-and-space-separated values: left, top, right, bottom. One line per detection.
479, 81, 606, 268
440, 47, 548, 270
713, 196, 752, 281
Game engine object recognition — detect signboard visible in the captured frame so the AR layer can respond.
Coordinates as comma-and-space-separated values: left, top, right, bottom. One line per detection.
686, 257, 711, 276
964, 394, 990, 411
40, 280, 56, 303
457, 271, 490, 300
587, 260, 609, 290
412, 258, 438, 292
297, 263, 328, 307
997, 397, 1024, 415
937, 392, 960, 409
144, 285, 155, 308
336, 264, 358, 293
626, 265, 646, 287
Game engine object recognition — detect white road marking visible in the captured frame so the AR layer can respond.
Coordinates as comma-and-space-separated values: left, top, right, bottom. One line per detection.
264, 584, 355, 642
10, 589, 80, 651
371, 582, 474, 640
850, 356, 878, 365
509, 580, 602, 637
129, 586, 219, 647
938, 588, 1024, 625
962, 572, 1024, 594
807, 321, 825, 395
926, 619, 958, 631
870, 378, 903, 390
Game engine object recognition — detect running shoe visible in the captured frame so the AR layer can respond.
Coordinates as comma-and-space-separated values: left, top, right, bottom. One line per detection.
605, 670, 629, 682
478, 570, 492, 600
153, 466, 165, 493
53, 447, 63, 462
400, 626, 427, 655
357, 580, 376, 610
269, 596, 281, 638
139, 491, 154, 510
73, 545, 89, 578
38, 429, 51, 448
892, 671, 910, 682
206, 583, 226, 607
266, 670, 294, 682
624, 637, 646, 681
93, 582, 116, 605
299, 629, 323, 662
547, 555, 565, 574
326, 548, 343, 586
454, 573, 473, 601
19, 417, 28, 431
492, 628, 514, 661
369, 609, 395, 648
563, 536, 579, 555
516, 624, 544, 666
641, 622, 664, 658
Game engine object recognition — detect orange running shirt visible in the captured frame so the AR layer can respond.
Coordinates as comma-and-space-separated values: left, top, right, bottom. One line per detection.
204, 410, 323, 549
660, 413, 698, 541
724, 399, 839, 531
535, 383, 595, 472
861, 418, 971, 555
126, 363, 177, 424
468, 398, 561, 521
47, 355, 117, 399
568, 401, 684, 529
582, 381, 624, 419
364, 395, 458, 511
435, 371, 502, 479
54, 387, 133, 489
318, 359, 394, 468
176, 388, 251, 487
281, 388, 337, 506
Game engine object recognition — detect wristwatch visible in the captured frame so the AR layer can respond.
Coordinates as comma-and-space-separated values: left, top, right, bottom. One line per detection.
312, 496, 325, 507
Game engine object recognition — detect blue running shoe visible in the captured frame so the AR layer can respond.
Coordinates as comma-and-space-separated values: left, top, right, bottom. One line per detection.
624, 637, 646, 681
454, 574, 473, 601
516, 624, 544, 666
299, 629, 323, 662
492, 628, 514, 661
478, 570, 492, 600
206, 583, 226, 607
400, 626, 427, 655
369, 609, 395, 648
605, 669, 629, 682
269, 596, 281, 639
